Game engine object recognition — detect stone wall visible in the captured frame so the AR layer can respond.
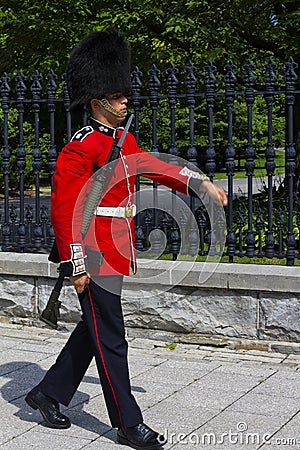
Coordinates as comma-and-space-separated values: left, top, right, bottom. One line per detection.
0, 253, 300, 343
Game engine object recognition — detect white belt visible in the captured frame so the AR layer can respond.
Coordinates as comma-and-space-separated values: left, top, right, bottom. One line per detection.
95, 204, 136, 218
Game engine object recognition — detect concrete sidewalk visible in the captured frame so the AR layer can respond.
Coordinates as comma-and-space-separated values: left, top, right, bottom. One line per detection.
0, 321, 299, 450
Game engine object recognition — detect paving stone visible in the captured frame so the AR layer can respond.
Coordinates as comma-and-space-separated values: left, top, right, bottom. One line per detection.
203, 349, 285, 364
252, 374, 300, 398
0, 337, 21, 351
128, 353, 167, 378
0, 346, 50, 369
0, 430, 89, 450
82, 428, 124, 448
265, 411, 300, 448
5, 339, 63, 355
0, 398, 37, 445
213, 363, 277, 378
197, 371, 270, 393
132, 379, 186, 410
284, 353, 300, 365
227, 391, 300, 417
144, 397, 219, 430
0, 322, 300, 450
132, 358, 217, 387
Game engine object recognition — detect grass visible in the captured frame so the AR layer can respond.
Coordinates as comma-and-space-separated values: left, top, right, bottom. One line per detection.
213, 148, 285, 180
139, 252, 300, 266
137, 149, 285, 182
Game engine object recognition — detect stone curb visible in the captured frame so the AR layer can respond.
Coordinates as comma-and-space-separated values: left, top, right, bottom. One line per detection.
1, 253, 300, 344
1, 252, 300, 294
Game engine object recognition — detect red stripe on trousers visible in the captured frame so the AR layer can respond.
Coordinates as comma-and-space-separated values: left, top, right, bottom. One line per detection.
87, 285, 124, 428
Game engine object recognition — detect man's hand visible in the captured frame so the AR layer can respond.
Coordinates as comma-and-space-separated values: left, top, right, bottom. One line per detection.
200, 180, 228, 206
70, 273, 90, 294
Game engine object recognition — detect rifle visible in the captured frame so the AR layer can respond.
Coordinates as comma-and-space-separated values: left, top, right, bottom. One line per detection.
40, 114, 134, 329
40, 271, 64, 329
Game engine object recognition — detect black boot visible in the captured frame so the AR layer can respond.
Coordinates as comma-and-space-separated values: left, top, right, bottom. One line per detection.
117, 422, 166, 449
25, 387, 71, 429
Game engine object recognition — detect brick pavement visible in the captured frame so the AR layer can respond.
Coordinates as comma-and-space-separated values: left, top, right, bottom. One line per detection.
0, 321, 299, 449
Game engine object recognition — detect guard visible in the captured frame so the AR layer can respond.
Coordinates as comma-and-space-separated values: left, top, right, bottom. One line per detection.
25, 28, 227, 450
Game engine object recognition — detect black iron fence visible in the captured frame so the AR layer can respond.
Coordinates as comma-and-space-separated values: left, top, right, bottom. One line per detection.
0, 57, 299, 264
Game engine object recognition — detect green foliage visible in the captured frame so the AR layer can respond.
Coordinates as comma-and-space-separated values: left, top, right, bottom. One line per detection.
232, 177, 300, 258
0, 0, 299, 76
0, 0, 299, 189
135, 92, 286, 176
0, 107, 51, 191
163, 343, 177, 351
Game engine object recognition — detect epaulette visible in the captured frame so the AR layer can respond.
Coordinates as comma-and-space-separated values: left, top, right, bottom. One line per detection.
71, 126, 94, 142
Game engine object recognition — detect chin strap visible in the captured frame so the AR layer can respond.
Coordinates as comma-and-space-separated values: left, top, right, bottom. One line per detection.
98, 98, 127, 118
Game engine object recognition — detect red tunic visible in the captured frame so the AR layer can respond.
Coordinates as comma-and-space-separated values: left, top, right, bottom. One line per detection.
51, 119, 206, 276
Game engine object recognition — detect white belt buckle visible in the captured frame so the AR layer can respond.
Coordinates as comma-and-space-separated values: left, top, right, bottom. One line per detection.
125, 204, 136, 218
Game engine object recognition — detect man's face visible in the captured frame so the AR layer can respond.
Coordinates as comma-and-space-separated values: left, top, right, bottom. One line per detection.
100, 92, 128, 126
106, 93, 128, 116
92, 93, 128, 127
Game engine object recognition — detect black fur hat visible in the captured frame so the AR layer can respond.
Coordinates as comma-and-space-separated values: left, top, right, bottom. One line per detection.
66, 29, 131, 112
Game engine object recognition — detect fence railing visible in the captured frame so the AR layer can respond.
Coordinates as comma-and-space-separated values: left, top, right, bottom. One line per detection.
0, 57, 299, 265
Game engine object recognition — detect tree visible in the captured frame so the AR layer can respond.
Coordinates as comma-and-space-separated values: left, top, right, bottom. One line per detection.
1, 0, 300, 188
1, 1, 299, 75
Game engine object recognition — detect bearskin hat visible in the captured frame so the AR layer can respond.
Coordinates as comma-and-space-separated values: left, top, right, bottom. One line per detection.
66, 29, 131, 112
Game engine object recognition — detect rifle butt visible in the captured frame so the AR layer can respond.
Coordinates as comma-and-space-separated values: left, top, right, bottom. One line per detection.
40, 272, 64, 329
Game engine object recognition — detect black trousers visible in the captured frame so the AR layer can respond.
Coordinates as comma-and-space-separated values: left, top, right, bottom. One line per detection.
38, 276, 143, 429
